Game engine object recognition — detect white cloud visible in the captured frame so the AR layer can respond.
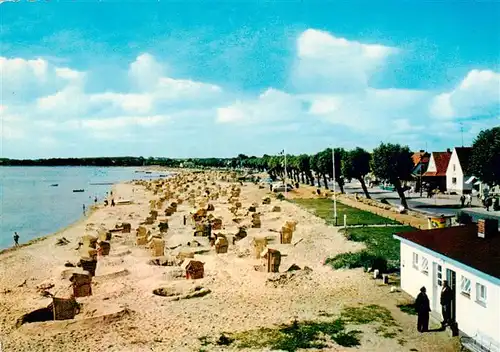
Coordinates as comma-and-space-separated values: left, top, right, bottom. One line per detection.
81, 115, 168, 130
89, 92, 153, 114
55, 67, 85, 83
292, 29, 397, 93
430, 69, 500, 119
216, 89, 303, 125
0, 125, 25, 140
128, 53, 164, 91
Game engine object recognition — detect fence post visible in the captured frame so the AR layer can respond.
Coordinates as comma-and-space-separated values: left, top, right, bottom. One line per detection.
344, 214, 347, 229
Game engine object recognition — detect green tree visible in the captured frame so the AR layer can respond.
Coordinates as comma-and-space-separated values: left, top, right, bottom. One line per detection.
469, 127, 500, 187
372, 143, 413, 209
342, 147, 372, 199
331, 148, 346, 193
317, 149, 333, 189
310, 153, 322, 187
298, 154, 313, 185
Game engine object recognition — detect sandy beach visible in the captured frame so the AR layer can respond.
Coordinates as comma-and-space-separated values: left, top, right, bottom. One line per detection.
0, 170, 459, 352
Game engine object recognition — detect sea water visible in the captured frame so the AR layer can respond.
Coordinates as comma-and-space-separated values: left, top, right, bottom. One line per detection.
0, 166, 167, 249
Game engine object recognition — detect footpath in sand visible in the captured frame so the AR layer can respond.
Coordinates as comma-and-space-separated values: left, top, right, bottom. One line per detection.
0, 171, 458, 352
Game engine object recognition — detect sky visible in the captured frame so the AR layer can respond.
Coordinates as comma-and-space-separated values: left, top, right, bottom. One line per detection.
1, 0, 499, 159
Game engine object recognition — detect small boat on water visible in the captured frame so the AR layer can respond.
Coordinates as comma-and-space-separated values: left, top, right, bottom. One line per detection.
50, 184, 59, 187
145, 171, 152, 174
73, 189, 85, 193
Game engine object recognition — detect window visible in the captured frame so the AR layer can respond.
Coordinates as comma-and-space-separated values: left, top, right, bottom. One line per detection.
453, 164, 456, 172
420, 257, 429, 275
476, 283, 487, 305
437, 264, 443, 286
412, 253, 419, 269
460, 276, 471, 297
452, 177, 457, 184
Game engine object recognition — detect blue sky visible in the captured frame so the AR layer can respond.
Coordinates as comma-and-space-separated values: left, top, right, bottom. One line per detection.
1, 1, 499, 158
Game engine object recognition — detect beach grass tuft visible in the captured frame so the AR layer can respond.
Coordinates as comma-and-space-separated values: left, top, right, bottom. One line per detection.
327, 226, 416, 272
200, 305, 400, 351
397, 303, 418, 316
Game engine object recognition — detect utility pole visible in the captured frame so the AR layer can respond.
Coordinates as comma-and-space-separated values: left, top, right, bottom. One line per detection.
332, 148, 337, 226
460, 123, 464, 147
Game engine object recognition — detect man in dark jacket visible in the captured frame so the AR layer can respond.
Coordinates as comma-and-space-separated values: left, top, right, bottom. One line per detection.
415, 286, 431, 332
440, 280, 453, 327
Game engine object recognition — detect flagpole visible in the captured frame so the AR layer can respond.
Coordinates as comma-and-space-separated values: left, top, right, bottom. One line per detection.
332, 148, 337, 226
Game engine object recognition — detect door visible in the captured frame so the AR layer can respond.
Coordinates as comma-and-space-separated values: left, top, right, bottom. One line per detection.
433, 262, 443, 312
446, 269, 457, 323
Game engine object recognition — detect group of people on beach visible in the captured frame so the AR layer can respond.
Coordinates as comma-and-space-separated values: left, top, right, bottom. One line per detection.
82, 192, 116, 215
415, 280, 454, 333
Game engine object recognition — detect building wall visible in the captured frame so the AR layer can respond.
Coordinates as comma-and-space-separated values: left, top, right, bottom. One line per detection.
427, 155, 437, 173
446, 149, 472, 194
400, 242, 500, 343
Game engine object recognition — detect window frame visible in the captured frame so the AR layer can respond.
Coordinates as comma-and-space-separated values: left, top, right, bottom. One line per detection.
436, 264, 443, 287
420, 256, 429, 275
412, 253, 419, 269
460, 275, 471, 298
476, 283, 487, 306
452, 177, 457, 184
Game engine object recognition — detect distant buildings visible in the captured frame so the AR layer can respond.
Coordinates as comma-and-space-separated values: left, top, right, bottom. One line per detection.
446, 147, 473, 195
423, 149, 452, 192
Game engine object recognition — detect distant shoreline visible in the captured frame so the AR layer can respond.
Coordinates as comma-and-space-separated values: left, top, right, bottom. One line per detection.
0, 168, 179, 253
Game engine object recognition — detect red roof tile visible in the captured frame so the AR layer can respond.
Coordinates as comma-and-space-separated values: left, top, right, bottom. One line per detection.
395, 224, 500, 279
423, 151, 451, 177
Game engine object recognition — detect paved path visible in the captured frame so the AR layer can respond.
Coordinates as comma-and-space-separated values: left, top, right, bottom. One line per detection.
340, 181, 500, 222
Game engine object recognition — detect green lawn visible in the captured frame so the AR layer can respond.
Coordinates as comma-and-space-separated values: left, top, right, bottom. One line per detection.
327, 226, 416, 272
290, 198, 400, 226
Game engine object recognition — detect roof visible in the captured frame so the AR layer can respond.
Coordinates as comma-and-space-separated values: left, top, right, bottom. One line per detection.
395, 224, 500, 280
454, 147, 473, 174
412, 163, 428, 176
423, 151, 451, 177
411, 152, 430, 166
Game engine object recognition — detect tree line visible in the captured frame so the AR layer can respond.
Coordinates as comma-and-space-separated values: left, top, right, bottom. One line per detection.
1, 127, 497, 208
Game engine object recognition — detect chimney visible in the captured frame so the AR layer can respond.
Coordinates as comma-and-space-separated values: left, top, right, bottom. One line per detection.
419, 150, 424, 153
478, 219, 499, 239
446, 148, 451, 153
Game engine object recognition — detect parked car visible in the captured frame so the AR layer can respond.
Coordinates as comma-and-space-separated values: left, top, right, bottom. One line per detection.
273, 183, 294, 192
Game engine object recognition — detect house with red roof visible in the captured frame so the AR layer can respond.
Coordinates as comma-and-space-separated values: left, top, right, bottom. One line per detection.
422, 149, 452, 192
411, 150, 430, 192
394, 220, 500, 348
446, 147, 473, 195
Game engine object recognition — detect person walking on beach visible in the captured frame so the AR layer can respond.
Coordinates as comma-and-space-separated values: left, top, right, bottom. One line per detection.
415, 287, 431, 333
111, 199, 115, 207
83, 204, 86, 216
94, 196, 98, 204
13, 232, 20, 246
440, 280, 453, 328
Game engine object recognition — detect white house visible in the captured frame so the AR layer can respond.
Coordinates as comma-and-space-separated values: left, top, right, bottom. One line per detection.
394, 221, 500, 347
423, 150, 451, 192
446, 147, 473, 195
